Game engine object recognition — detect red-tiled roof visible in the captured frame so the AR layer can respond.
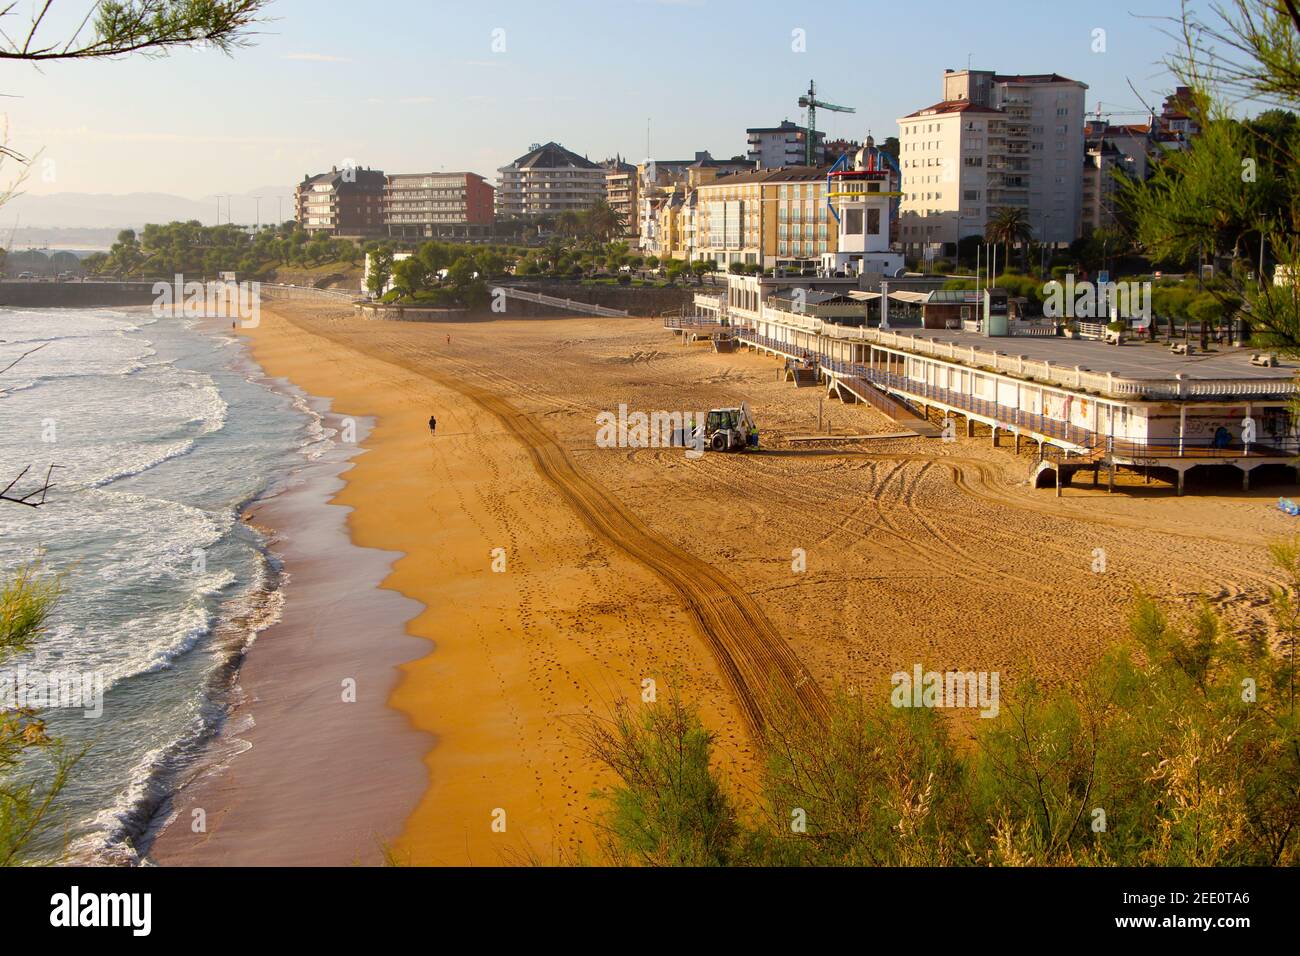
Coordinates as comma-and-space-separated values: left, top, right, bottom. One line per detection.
902, 100, 1002, 119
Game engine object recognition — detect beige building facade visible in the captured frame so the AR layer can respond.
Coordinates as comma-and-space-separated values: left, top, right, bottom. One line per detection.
898, 69, 1087, 255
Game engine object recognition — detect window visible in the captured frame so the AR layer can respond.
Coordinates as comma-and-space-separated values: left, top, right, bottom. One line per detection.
844, 208, 864, 235
867, 207, 881, 235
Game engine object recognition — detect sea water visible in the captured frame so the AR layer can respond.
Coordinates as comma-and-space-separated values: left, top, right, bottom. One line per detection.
0, 306, 330, 863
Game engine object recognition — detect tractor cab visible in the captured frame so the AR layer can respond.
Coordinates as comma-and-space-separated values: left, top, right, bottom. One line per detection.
699, 403, 759, 453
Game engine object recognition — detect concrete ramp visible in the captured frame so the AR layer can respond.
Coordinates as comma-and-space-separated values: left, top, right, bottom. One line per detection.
493, 286, 629, 317
784, 366, 820, 387
835, 375, 941, 437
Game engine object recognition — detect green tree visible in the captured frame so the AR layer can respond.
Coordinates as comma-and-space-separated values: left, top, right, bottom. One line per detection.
366, 248, 394, 297
580, 693, 740, 866
985, 207, 1034, 275
584, 200, 628, 243
1121, 2, 1300, 352
1, 564, 77, 866
390, 256, 428, 297
0, 2, 270, 63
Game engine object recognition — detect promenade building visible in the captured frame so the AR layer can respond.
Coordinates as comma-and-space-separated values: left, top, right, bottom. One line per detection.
496, 142, 606, 220
897, 69, 1087, 257
295, 166, 387, 238
684, 271, 1298, 496
384, 172, 494, 240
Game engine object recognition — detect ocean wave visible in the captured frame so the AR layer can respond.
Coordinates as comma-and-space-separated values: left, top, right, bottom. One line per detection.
70, 547, 287, 865
85, 439, 197, 488
1, 304, 319, 865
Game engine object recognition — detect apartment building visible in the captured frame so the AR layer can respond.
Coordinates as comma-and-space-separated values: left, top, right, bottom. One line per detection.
747, 120, 824, 168
295, 166, 387, 238
384, 172, 494, 240
897, 69, 1087, 255
1080, 139, 1130, 235
694, 166, 839, 270
637, 152, 752, 258
1160, 86, 1201, 141
824, 138, 862, 165
604, 159, 638, 239
495, 142, 606, 220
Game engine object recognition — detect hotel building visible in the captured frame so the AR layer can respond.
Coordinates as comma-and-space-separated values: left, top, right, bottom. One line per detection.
638, 153, 754, 260
693, 166, 845, 271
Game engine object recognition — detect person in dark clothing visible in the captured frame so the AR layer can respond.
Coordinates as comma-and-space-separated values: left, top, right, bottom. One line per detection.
428, 415, 437, 436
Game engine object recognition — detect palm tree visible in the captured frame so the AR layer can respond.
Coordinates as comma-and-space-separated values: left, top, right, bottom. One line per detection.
985, 207, 1034, 277
582, 199, 627, 244
556, 211, 584, 241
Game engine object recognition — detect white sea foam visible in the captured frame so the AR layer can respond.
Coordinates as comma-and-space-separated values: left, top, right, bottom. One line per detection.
0, 305, 313, 863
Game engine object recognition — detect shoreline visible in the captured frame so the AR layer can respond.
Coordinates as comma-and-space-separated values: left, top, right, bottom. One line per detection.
146, 322, 430, 866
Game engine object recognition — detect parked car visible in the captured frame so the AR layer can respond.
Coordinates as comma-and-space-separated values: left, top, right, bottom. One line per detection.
17, 271, 33, 280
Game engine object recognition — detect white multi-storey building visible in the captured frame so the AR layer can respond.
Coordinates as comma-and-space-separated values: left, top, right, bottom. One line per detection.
897, 69, 1087, 256
747, 120, 824, 169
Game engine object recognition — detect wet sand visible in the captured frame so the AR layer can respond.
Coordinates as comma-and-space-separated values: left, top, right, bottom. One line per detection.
149, 394, 430, 865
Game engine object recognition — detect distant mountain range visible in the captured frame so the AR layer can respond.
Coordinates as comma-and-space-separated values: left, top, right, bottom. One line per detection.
1, 188, 296, 232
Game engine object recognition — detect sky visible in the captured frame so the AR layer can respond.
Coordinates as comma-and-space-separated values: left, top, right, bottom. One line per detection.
3, 0, 1198, 217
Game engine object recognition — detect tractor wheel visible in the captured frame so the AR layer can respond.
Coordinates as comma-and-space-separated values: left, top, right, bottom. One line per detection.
711, 432, 729, 452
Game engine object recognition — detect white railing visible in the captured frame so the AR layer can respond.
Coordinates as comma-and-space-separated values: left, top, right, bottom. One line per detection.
493, 286, 629, 317
756, 310, 1299, 400
261, 283, 358, 302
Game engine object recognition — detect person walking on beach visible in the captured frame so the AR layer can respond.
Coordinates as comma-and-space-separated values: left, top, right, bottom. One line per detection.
428, 414, 437, 437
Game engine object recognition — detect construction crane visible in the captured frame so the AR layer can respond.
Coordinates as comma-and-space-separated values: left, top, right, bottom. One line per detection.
797, 80, 854, 167
1089, 102, 1156, 125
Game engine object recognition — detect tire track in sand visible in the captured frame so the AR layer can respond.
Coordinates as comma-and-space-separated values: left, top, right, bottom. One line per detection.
283, 316, 830, 738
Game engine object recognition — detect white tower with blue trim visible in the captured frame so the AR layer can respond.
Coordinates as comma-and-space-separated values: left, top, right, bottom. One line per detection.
821, 136, 905, 279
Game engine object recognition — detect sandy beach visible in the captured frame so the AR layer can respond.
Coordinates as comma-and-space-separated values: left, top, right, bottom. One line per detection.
152, 299, 1293, 866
